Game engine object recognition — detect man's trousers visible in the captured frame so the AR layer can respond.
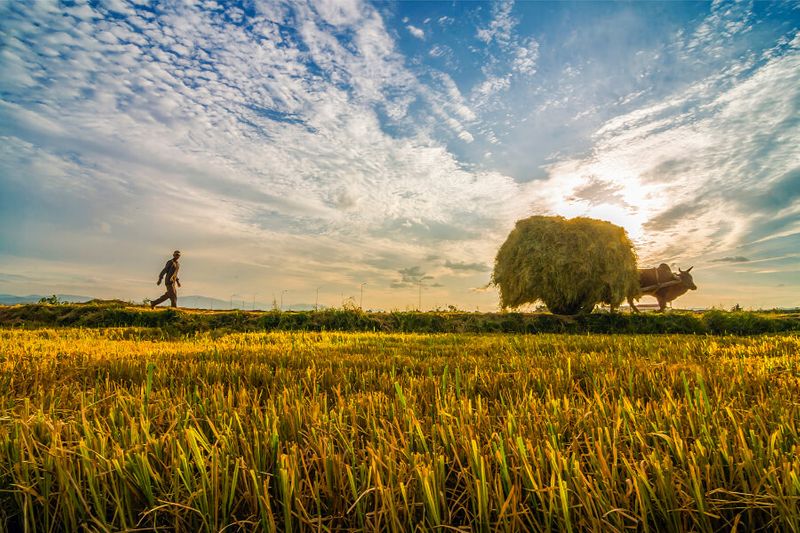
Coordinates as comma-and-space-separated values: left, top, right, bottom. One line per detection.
152, 283, 177, 307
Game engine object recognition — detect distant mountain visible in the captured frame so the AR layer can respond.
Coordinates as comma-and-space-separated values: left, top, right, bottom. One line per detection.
179, 296, 322, 311
0, 293, 320, 311
176, 295, 232, 310
0, 294, 93, 305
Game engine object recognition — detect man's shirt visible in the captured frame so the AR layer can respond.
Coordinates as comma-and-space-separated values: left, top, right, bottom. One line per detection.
159, 259, 180, 285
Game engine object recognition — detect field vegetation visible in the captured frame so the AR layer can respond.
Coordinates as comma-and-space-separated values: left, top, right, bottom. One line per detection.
1, 328, 798, 531
1, 301, 799, 335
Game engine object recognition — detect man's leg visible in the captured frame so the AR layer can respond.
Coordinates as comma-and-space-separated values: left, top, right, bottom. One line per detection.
151, 291, 170, 307
167, 284, 178, 307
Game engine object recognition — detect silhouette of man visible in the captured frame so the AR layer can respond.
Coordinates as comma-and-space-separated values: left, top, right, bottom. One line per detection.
151, 250, 181, 308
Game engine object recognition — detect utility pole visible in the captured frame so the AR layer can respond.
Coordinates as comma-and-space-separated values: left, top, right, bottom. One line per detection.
417, 276, 433, 312
360, 282, 366, 310
316, 287, 321, 311
281, 289, 288, 311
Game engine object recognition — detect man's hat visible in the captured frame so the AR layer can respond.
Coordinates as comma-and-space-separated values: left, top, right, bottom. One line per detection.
173, 250, 181, 256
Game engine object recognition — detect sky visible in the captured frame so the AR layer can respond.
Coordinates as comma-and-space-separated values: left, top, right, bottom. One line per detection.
0, 0, 798, 311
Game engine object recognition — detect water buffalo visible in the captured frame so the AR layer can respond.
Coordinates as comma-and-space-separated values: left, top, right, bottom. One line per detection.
628, 264, 697, 312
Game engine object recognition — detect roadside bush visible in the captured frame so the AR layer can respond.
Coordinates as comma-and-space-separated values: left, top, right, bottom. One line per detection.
1, 304, 798, 335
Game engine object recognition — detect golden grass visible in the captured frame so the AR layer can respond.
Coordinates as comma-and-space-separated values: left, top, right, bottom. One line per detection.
0, 329, 798, 531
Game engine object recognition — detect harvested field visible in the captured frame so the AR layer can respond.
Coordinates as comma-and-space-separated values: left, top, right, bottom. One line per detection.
1, 328, 798, 531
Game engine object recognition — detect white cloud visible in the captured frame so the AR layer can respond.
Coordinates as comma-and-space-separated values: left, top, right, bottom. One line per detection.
683, 0, 754, 59
428, 44, 448, 58
470, 1, 539, 104
476, 0, 516, 46
313, 0, 364, 27
0, 0, 533, 308
471, 75, 511, 107
511, 38, 539, 75
406, 25, 424, 40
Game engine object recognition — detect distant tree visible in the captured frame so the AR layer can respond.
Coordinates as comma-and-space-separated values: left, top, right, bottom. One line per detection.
38, 294, 63, 305
341, 297, 359, 311
493, 216, 639, 315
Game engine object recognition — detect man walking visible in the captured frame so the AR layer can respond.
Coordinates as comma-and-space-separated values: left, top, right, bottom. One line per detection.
151, 250, 181, 308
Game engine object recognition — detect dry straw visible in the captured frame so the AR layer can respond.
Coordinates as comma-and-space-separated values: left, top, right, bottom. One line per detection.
494, 216, 639, 314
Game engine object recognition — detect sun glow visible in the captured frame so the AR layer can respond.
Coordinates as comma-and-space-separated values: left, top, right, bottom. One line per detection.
538, 158, 658, 247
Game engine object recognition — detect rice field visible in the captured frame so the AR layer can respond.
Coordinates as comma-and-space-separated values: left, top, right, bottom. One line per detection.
1, 328, 799, 531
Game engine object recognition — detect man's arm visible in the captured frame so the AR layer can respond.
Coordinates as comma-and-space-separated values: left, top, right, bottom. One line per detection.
157, 261, 170, 284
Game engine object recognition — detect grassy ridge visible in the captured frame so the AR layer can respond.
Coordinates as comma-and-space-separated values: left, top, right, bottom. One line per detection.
1, 302, 799, 335
0, 329, 798, 531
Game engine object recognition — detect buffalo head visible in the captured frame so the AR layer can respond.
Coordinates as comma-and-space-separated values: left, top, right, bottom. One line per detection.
678, 266, 697, 290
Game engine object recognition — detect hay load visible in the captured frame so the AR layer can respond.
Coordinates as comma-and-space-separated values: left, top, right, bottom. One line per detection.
493, 215, 639, 315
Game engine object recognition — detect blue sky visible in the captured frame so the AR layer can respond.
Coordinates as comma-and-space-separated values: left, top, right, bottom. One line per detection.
0, 0, 798, 310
